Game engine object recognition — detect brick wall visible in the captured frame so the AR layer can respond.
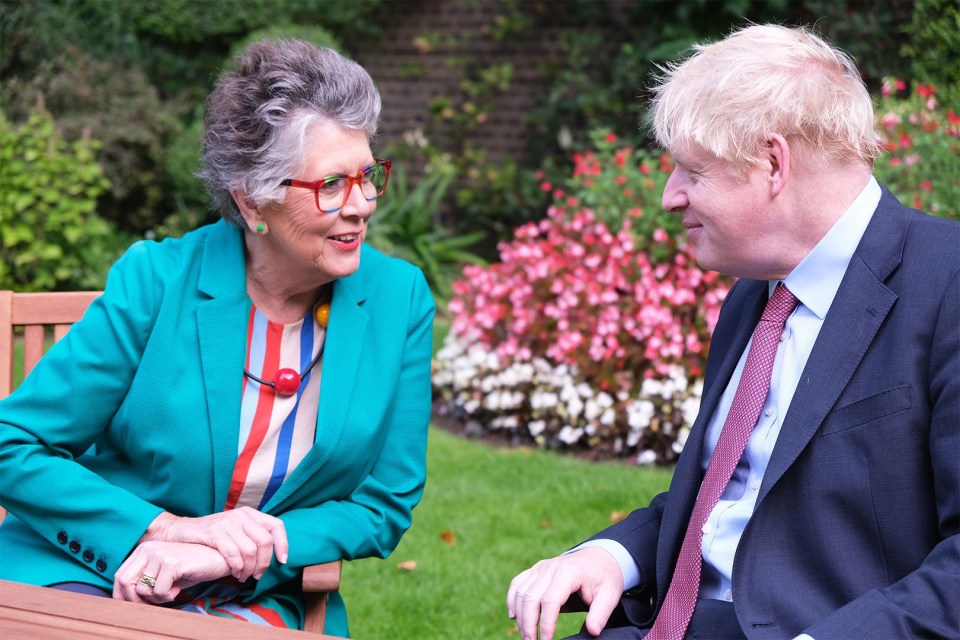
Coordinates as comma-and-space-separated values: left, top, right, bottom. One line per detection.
353, 0, 597, 167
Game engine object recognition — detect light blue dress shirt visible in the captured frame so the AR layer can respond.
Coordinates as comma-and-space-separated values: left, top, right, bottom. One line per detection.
583, 178, 882, 618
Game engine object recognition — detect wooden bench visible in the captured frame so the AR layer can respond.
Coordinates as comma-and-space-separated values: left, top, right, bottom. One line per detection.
0, 290, 341, 636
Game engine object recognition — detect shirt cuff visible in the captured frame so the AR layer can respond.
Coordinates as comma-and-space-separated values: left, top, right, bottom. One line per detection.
568, 539, 641, 591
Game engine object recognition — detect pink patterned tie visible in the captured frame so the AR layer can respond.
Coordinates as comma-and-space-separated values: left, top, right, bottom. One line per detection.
647, 283, 798, 640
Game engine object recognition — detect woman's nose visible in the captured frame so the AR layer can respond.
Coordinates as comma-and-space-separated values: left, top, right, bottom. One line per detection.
340, 183, 376, 218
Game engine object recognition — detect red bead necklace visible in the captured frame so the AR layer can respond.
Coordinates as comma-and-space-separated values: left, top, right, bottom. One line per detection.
243, 301, 331, 397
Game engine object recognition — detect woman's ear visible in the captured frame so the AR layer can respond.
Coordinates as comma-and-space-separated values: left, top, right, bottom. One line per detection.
231, 189, 265, 233
766, 133, 790, 197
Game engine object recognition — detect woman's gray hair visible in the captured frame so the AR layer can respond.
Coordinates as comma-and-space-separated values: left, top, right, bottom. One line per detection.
649, 24, 881, 173
199, 39, 381, 226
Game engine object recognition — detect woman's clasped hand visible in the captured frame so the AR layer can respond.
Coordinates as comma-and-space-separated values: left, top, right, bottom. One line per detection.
113, 508, 288, 603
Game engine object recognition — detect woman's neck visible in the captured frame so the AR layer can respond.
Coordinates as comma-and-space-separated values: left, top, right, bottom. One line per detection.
246, 265, 330, 324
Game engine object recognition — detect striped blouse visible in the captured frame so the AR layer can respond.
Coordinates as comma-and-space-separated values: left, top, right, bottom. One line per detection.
178, 303, 327, 628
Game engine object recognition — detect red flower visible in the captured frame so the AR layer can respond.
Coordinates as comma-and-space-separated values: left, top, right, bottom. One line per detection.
605, 132, 617, 143
614, 148, 629, 167
948, 110, 960, 125
916, 83, 935, 98
920, 180, 932, 191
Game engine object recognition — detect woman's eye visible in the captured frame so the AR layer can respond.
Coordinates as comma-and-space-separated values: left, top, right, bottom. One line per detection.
318, 178, 346, 194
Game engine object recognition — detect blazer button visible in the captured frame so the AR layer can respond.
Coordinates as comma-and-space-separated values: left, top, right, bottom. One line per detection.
57, 531, 68, 545
82, 548, 95, 563
69, 540, 81, 553
96, 558, 108, 572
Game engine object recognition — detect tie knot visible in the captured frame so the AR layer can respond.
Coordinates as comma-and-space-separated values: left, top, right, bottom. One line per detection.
761, 283, 799, 324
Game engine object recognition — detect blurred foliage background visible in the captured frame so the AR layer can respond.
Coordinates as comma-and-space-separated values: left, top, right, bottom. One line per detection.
0, 0, 956, 292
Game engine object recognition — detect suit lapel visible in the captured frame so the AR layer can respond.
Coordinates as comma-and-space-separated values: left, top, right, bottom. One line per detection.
262, 269, 371, 512
657, 279, 768, 593
195, 222, 251, 510
757, 190, 906, 503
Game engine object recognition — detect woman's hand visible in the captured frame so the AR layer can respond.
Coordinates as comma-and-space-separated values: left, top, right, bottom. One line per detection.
141, 508, 288, 582
113, 541, 231, 604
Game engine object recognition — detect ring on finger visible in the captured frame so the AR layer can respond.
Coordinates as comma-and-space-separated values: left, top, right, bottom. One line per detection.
139, 573, 157, 589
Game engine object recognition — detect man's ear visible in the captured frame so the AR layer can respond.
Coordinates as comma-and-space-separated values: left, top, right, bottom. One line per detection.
766, 133, 790, 197
231, 189, 263, 232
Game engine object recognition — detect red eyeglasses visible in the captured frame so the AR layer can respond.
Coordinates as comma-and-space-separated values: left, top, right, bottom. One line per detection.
280, 159, 391, 215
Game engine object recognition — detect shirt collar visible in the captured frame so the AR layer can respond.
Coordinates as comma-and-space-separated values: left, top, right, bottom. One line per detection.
776, 176, 881, 318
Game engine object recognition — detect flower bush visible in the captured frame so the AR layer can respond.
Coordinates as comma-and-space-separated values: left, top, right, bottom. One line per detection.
874, 78, 959, 220
433, 132, 731, 463
434, 79, 960, 465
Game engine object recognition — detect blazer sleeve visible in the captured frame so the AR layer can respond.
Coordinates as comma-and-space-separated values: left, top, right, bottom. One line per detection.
805, 269, 960, 639
0, 243, 166, 576
251, 267, 435, 596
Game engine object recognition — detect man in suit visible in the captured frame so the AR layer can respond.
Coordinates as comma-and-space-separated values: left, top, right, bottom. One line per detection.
508, 24, 958, 640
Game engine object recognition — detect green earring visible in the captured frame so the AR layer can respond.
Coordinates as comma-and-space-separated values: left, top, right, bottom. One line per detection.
256, 223, 265, 234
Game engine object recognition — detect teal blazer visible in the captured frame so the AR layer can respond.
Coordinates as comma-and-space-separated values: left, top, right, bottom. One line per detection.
0, 220, 435, 636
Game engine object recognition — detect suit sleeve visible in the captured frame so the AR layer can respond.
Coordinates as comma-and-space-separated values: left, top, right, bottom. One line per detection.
252, 267, 435, 596
805, 269, 960, 639
0, 243, 165, 578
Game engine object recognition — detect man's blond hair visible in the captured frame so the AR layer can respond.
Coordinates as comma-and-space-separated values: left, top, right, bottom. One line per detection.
650, 24, 882, 170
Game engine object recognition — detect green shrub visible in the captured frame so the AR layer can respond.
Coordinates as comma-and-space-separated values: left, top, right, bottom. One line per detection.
901, 0, 960, 108
0, 108, 130, 291
365, 163, 486, 305
3, 47, 180, 234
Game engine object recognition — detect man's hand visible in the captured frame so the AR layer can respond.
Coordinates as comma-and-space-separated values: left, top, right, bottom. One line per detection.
507, 547, 624, 640
141, 508, 288, 582
113, 540, 231, 604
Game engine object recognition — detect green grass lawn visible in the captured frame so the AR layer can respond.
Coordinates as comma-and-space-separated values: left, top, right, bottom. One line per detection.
341, 427, 673, 639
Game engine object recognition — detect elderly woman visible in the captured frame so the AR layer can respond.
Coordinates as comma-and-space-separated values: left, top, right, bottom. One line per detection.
0, 39, 434, 635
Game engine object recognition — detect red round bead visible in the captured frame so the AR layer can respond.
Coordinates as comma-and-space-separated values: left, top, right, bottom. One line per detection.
273, 368, 301, 396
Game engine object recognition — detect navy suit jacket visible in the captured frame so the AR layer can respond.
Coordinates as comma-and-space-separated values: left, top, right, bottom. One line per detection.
592, 186, 959, 638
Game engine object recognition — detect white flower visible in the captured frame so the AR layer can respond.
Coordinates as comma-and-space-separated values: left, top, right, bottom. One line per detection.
680, 395, 701, 428
558, 425, 584, 445
627, 399, 655, 429
641, 378, 662, 397
528, 420, 546, 437
584, 399, 602, 421
600, 408, 616, 425
636, 449, 658, 465
531, 390, 559, 410
672, 426, 690, 454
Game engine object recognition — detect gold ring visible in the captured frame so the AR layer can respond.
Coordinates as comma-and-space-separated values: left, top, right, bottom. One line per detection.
139, 573, 157, 588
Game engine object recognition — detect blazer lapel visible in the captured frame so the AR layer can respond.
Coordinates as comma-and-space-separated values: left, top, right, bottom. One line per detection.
657, 279, 768, 592
262, 270, 371, 513
195, 222, 251, 510
757, 192, 905, 503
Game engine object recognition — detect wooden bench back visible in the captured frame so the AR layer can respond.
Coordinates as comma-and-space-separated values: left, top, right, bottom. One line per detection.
0, 290, 101, 398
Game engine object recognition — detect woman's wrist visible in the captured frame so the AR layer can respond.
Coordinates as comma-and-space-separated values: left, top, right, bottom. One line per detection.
140, 511, 179, 544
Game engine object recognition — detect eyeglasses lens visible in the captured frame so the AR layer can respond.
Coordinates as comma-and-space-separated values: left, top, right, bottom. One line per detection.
317, 162, 388, 212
